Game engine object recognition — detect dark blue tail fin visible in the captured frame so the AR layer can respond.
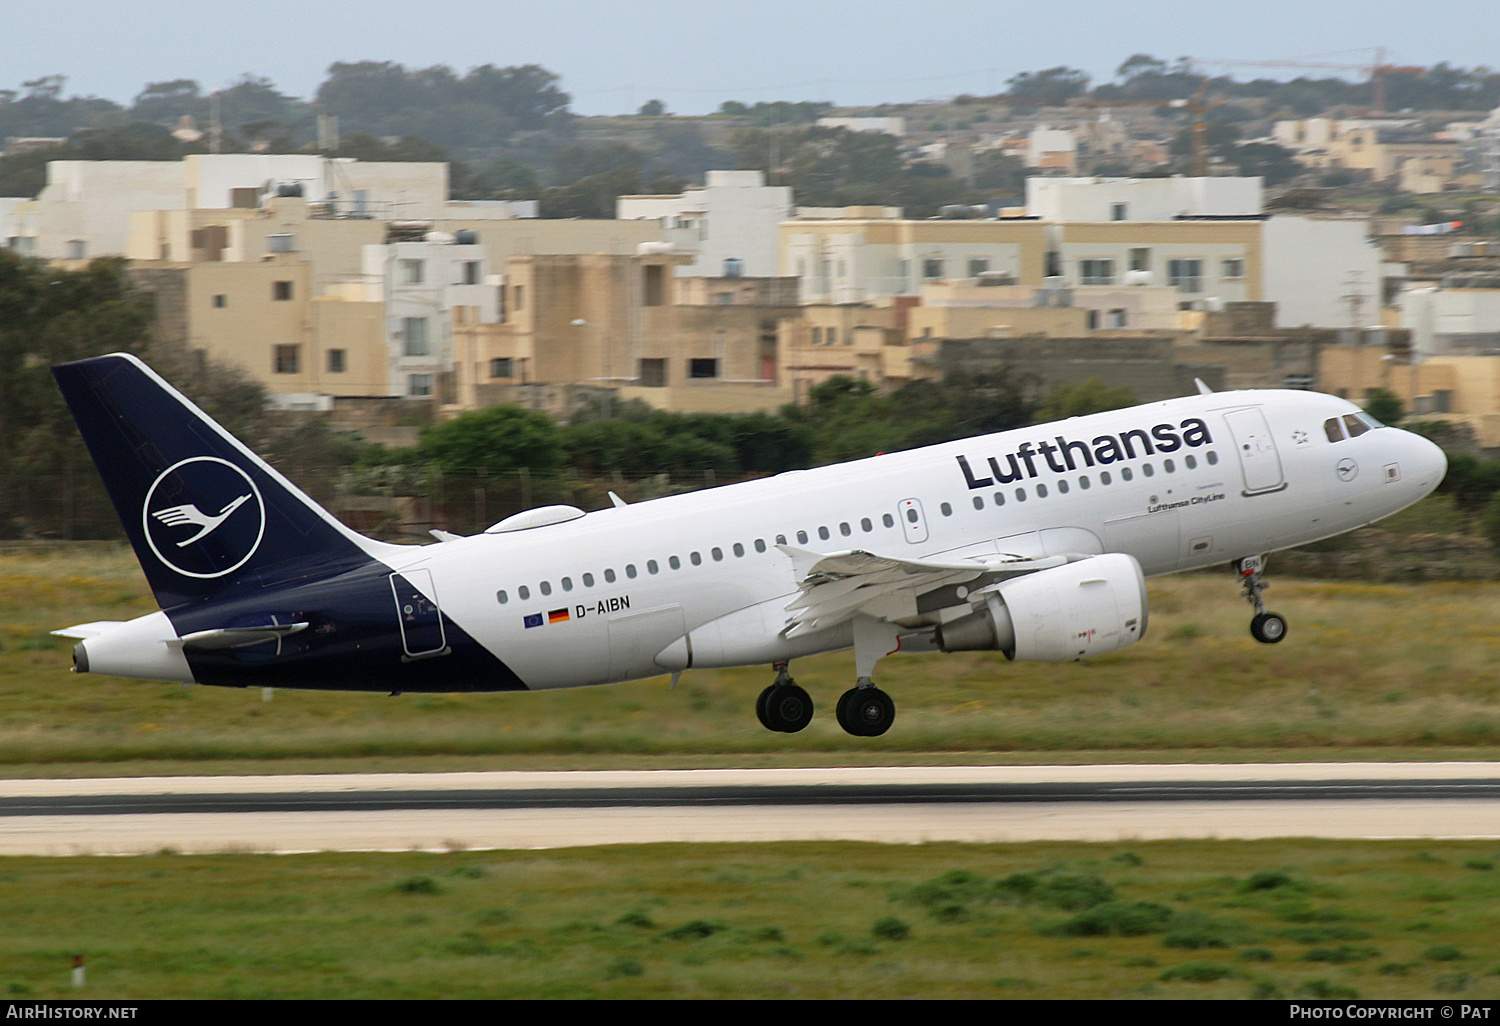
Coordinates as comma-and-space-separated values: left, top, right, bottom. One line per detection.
53, 353, 389, 610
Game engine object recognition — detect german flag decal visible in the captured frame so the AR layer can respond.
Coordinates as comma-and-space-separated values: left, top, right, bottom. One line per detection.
548, 608, 570, 624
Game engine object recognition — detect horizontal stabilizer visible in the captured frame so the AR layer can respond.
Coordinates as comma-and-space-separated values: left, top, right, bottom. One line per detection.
51, 622, 126, 640
174, 623, 310, 651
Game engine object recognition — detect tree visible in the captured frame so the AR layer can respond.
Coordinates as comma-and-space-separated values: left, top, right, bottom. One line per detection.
1035, 379, 1137, 423
637, 99, 667, 116
1005, 67, 1090, 103
0, 253, 155, 536
130, 79, 205, 124
417, 405, 563, 477
1363, 389, 1405, 426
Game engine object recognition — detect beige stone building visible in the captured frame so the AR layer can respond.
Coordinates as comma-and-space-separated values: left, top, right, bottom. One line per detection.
129, 253, 389, 406
449, 254, 797, 417
781, 214, 1050, 303
1318, 345, 1500, 445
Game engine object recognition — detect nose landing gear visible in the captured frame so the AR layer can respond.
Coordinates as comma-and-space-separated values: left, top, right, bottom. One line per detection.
1237, 555, 1288, 644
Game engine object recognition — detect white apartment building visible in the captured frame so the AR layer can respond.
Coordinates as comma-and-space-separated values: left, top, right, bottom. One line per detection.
3, 154, 450, 260
617, 170, 792, 278
355, 236, 498, 400
1027, 176, 1263, 222
1401, 277, 1500, 360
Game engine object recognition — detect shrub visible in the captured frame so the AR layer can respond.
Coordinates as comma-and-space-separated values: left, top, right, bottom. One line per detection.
1043, 901, 1174, 937
1160, 961, 1237, 983
395, 876, 442, 894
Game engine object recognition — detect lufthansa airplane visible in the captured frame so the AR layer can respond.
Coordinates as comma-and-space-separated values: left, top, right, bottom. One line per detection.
53, 353, 1446, 736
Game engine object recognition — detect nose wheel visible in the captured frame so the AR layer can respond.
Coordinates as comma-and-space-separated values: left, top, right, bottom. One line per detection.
757, 663, 813, 732
1237, 555, 1287, 645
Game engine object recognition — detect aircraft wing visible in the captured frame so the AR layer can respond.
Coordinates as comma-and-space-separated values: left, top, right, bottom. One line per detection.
779, 546, 1072, 637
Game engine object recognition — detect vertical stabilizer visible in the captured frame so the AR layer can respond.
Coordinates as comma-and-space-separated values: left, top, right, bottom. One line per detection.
53, 353, 397, 609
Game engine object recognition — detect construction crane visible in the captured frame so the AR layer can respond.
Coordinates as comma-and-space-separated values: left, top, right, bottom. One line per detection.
1191, 49, 1399, 114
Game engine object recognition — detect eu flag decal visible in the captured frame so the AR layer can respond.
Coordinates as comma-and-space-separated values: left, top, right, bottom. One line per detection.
548, 608, 570, 624
523, 613, 544, 629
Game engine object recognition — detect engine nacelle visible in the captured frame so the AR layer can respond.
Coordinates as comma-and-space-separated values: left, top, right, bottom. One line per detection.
934, 553, 1148, 661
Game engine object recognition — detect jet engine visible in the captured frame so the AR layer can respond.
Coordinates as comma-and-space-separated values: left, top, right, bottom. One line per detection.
934, 553, 1147, 661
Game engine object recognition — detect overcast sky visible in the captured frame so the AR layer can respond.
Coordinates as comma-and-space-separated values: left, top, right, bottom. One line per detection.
6, 1, 1494, 116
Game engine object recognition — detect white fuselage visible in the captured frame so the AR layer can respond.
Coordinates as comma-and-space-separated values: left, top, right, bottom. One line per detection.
386, 389, 1445, 691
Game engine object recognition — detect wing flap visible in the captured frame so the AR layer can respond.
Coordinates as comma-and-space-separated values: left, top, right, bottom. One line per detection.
779, 546, 1096, 636
780, 547, 988, 636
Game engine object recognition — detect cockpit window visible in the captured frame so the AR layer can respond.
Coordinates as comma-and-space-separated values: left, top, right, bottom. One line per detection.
1343, 413, 1373, 438
1324, 417, 1346, 442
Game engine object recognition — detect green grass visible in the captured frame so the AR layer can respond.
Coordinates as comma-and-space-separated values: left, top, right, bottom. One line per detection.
2, 839, 1498, 999
8, 546, 1500, 770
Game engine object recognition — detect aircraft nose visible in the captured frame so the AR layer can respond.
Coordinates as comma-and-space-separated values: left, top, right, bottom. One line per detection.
1404, 429, 1448, 492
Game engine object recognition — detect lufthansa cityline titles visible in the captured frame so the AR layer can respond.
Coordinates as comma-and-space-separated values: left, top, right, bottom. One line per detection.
955, 417, 1215, 489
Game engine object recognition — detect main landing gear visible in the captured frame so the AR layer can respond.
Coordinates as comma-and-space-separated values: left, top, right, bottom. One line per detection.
756, 663, 814, 732
1236, 554, 1288, 644
758, 620, 901, 738
836, 680, 895, 737
755, 667, 897, 736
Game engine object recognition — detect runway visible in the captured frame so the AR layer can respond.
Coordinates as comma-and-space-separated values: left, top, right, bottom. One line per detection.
3, 763, 1499, 855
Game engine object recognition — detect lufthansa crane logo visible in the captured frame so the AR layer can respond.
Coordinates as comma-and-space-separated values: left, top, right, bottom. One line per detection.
142, 457, 266, 579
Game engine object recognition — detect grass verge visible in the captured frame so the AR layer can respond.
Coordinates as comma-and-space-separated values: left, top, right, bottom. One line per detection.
1, 838, 1497, 999
7, 546, 1500, 770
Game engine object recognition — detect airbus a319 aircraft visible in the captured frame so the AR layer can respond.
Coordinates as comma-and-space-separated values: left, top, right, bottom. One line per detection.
53, 353, 1446, 736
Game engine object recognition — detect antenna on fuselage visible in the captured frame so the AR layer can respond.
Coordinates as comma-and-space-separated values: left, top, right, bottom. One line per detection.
1195, 378, 1214, 395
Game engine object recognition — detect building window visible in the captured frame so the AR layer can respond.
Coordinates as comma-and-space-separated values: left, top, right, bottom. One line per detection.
1167, 259, 1203, 293
489, 357, 513, 378
1079, 259, 1115, 285
826, 327, 838, 346
1129, 248, 1150, 272
401, 317, 430, 357
968, 258, 990, 278
1221, 257, 1245, 280
272, 280, 294, 301
212, 294, 227, 308
639, 358, 667, 387
922, 258, 943, 280
400, 259, 424, 284
643, 265, 665, 306
1086, 309, 1100, 330
274, 344, 300, 374
1108, 308, 1127, 328
1110, 202, 1127, 221
513, 284, 525, 310
462, 261, 481, 285
326, 349, 346, 373
688, 358, 719, 379
408, 373, 433, 397
66, 240, 86, 260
